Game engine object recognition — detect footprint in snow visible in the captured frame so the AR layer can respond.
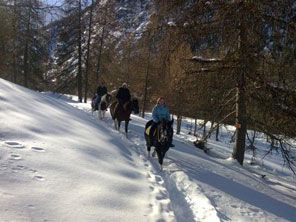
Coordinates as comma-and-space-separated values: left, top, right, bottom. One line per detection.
31, 147, 45, 152
11, 165, 26, 171
10, 154, 22, 160
33, 175, 45, 181
5, 141, 25, 149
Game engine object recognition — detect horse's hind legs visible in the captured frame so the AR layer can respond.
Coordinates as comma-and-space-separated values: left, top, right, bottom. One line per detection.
152, 150, 156, 157
114, 120, 118, 130
125, 120, 129, 136
156, 150, 164, 166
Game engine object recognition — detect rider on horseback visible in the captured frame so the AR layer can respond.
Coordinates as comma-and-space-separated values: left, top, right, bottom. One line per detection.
92, 83, 107, 111
149, 97, 175, 147
96, 83, 108, 102
115, 83, 131, 115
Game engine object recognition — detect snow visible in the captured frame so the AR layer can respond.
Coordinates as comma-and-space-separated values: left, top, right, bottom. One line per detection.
0, 78, 296, 222
167, 21, 177, 27
192, 56, 222, 62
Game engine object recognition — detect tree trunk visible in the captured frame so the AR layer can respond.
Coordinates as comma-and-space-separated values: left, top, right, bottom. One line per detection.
23, 0, 32, 87
95, 19, 106, 85
176, 115, 182, 134
232, 6, 248, 165
77, 0, 83, 102
141, 32, 151, 118
208, 121, 214, 138
83, 0, 94, 103
203, 120, 207, 138
194, 118, 197, 136
12, 0, 18, 83
215, 123, 220, 141
232, 76, 247, 165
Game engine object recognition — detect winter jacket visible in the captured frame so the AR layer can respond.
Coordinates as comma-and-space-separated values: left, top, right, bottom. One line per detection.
97, 85, 107, 97
152, 104, 170, 123
116, 87, 131, 103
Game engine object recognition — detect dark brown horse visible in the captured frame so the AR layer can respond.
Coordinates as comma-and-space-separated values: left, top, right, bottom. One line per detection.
110, 100, 133, 136
144, 119, 174, 169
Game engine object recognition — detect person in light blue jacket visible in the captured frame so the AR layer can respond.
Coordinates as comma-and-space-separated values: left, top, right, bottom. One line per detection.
150, 97, 174, 147
152, 97, 170, 123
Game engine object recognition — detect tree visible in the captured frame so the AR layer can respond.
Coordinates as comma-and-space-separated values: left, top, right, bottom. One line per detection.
0, 0, 48, 89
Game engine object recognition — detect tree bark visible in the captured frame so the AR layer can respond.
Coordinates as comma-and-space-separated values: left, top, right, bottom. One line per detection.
83, 0, 94, 103
77, 0, 83, 102
23, 0, 32, 87
95, 17, 106, 85
232, 4, 248, 165
141, 31, 151, 118
176, 115, 182, 134
194, 119, 197, 136
215, 123, 219, 141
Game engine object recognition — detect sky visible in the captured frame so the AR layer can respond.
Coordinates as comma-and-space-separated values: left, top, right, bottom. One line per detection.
0, 78, 295, 222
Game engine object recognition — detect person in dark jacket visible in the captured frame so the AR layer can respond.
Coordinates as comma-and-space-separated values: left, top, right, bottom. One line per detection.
114, 83, 131, 118
97, 83, 108, 97
116, 83, 131, 107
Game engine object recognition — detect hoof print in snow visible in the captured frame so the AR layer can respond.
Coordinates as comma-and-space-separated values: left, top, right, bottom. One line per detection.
155, 175, 163, 183
5, 141, 25, 149
10, 154, 22, 160
31, 147, 45, 152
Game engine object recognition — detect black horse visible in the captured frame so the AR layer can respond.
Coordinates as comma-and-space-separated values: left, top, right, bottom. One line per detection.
144, 119, 174, 169
91, 94, 100, 113
109, 98, 139, 136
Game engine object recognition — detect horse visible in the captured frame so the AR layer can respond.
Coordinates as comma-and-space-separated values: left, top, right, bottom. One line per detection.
91, 94, 100, 115
131, 97, 140, 114
98, 93, 112, 119
144, 119, 174, 169
109, 97, 139, 136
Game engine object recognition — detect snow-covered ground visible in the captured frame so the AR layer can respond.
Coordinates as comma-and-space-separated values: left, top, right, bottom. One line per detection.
0, 78, 295, 222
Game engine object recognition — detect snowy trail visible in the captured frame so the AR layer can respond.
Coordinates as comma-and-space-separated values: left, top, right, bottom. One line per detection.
70, 102, 221, 222
70, 101, 296, 222
128, 130, 220, 222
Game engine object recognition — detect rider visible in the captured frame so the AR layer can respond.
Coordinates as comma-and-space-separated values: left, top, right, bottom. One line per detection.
150, 97, 174, 147
93, 82, 107, 109
116, 82, 131, 108
97, 83, 108, 99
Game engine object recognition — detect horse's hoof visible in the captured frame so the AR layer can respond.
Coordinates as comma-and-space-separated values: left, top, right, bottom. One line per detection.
152, 150, 156, 157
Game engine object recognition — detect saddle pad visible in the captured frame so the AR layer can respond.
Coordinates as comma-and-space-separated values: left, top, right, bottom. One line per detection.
145, 126, 151, 135
145, 126, 156, 136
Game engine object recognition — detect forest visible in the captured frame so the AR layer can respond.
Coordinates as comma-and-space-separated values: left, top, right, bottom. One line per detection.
0, 0, 295, 171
